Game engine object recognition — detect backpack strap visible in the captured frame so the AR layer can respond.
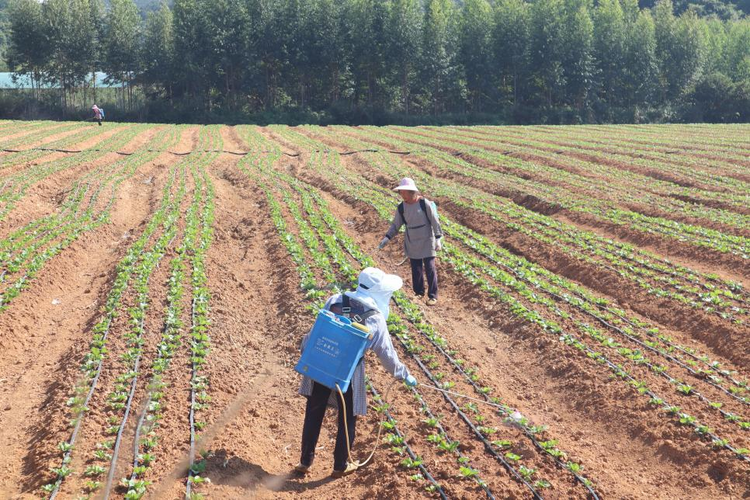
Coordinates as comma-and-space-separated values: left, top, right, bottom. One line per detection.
342, 294, 379, 324
419, 198, 433, 229
398, 202, 405, 222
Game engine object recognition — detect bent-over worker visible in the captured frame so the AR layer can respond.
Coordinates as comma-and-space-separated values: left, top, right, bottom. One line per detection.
296, 267, 417, 478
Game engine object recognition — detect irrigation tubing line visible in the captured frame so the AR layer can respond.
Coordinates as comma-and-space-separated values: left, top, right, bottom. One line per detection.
49, 318, 115, 499
411, 354, 543, 499
481, 240, 750, 411
263, 174, 446, 497
298, 184, 546, 499
0, 146, 484, 157
186, 296, 198, 500
50, 167, 181, 499
103, 232, 175, 499
310, 183, 602, 495
548, 233, 749, 322
463, 236, 750, 405
368, 383, 448, 500
411, 384, 496, 500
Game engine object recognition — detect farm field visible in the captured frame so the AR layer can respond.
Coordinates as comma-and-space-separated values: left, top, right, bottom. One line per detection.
0, 120, 747, 499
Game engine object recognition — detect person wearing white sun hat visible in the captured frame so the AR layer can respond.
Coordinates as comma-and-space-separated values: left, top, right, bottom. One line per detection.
296, 267, 417, 478
378, 177, 443, 306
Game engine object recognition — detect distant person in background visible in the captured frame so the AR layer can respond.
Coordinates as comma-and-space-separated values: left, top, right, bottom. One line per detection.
99, 107, 105, 122
91, 104, 102, 126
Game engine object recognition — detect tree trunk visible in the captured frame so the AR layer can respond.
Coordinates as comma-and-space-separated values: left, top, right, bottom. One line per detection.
401, 66, 409, 114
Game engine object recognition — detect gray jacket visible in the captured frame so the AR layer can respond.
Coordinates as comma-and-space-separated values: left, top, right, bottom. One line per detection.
385, 198, 443, 260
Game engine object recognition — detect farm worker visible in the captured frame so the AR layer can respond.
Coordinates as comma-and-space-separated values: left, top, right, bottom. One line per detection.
91, 104, 102, 126
296, 267, 417, 478
378, 178, 443, 306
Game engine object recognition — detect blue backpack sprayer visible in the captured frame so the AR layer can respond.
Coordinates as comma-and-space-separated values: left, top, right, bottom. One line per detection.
294, 295, 513, 469
294, 297, 390, 468
294, 307, 373, 393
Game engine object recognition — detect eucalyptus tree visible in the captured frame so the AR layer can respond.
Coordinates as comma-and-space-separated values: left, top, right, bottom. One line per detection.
43, 0, 102, 112
593, 0, 626, 106
421, 0, 463, 114
7, 0, 49, 98
202, 0, 250, 107
104, 0, 141, 110
387, 0, 422, 113
141, 1, 175, 100
460, 0, 494, 111
492, 0, 530, 106
528, 0, 565, 106
561, 0, 595, 110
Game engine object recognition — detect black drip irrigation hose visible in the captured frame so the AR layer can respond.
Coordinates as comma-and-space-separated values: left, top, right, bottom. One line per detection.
103, 339, 144, 498
411, 354, 543, 499
1, 176, 102, 271
368, 383, 448, 500
410, 382, 496, 499
48, 167, 180, 499
522, 252, 750, 386
0, 146, 488, 158
555, 235, 748, 321
129, 267, 185, 485
447, 247, 749, 460
466, 236, 750, 415
186, 296, 199, 500
266, 174, 449, 497
463, 236, 750, 406
311, 186, 599, 497
49, 319, 115, 500
471, 202, 748, 325
405, 308, 601, 499
299, 184, 589, 497
103, 232, 174, 499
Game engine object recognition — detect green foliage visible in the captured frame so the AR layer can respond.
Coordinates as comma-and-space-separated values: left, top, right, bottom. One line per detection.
2, 0, 749, 123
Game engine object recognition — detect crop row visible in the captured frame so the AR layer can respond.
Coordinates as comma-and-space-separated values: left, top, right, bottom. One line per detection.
0, 126, 180, 312
43, 127, 219, 499
309, 128, 749, 403
274, 127, 750, 464
44, 157, 185, 498
250, 127, 602, 497
349, 126, 748, 259
413, 126, 748, 225
460, 125, 750, 184
306, 126, 749, 325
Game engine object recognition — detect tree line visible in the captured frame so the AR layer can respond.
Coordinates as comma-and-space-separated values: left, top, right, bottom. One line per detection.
5, 0, 750, 124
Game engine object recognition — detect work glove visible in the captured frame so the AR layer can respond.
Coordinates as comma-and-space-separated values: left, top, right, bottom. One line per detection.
378, 236, 390, 250
435, 239, 442, 252
405, 375, 418, 387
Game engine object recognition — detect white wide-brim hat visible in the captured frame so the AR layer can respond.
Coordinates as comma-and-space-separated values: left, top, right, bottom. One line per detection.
345, 267, 402, 320
357, 267, 403, 293
393, 177, 419, 192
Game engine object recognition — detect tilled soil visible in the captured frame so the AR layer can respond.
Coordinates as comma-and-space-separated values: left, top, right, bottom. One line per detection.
0, 123, 748, 500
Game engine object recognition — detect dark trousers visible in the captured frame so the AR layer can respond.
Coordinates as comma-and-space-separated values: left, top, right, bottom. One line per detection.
300, 382, 356, 471
410, 256, 438, 299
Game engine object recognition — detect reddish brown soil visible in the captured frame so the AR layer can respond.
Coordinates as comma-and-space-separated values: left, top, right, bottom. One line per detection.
0, 126, 162, 241
445, 126, 750, 184
0, 123, 748, 500
342, 127, 750, 283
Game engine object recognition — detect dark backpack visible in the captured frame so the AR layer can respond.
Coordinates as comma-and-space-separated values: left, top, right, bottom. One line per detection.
330, 295, 379, 325
398, 198, 439, 227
